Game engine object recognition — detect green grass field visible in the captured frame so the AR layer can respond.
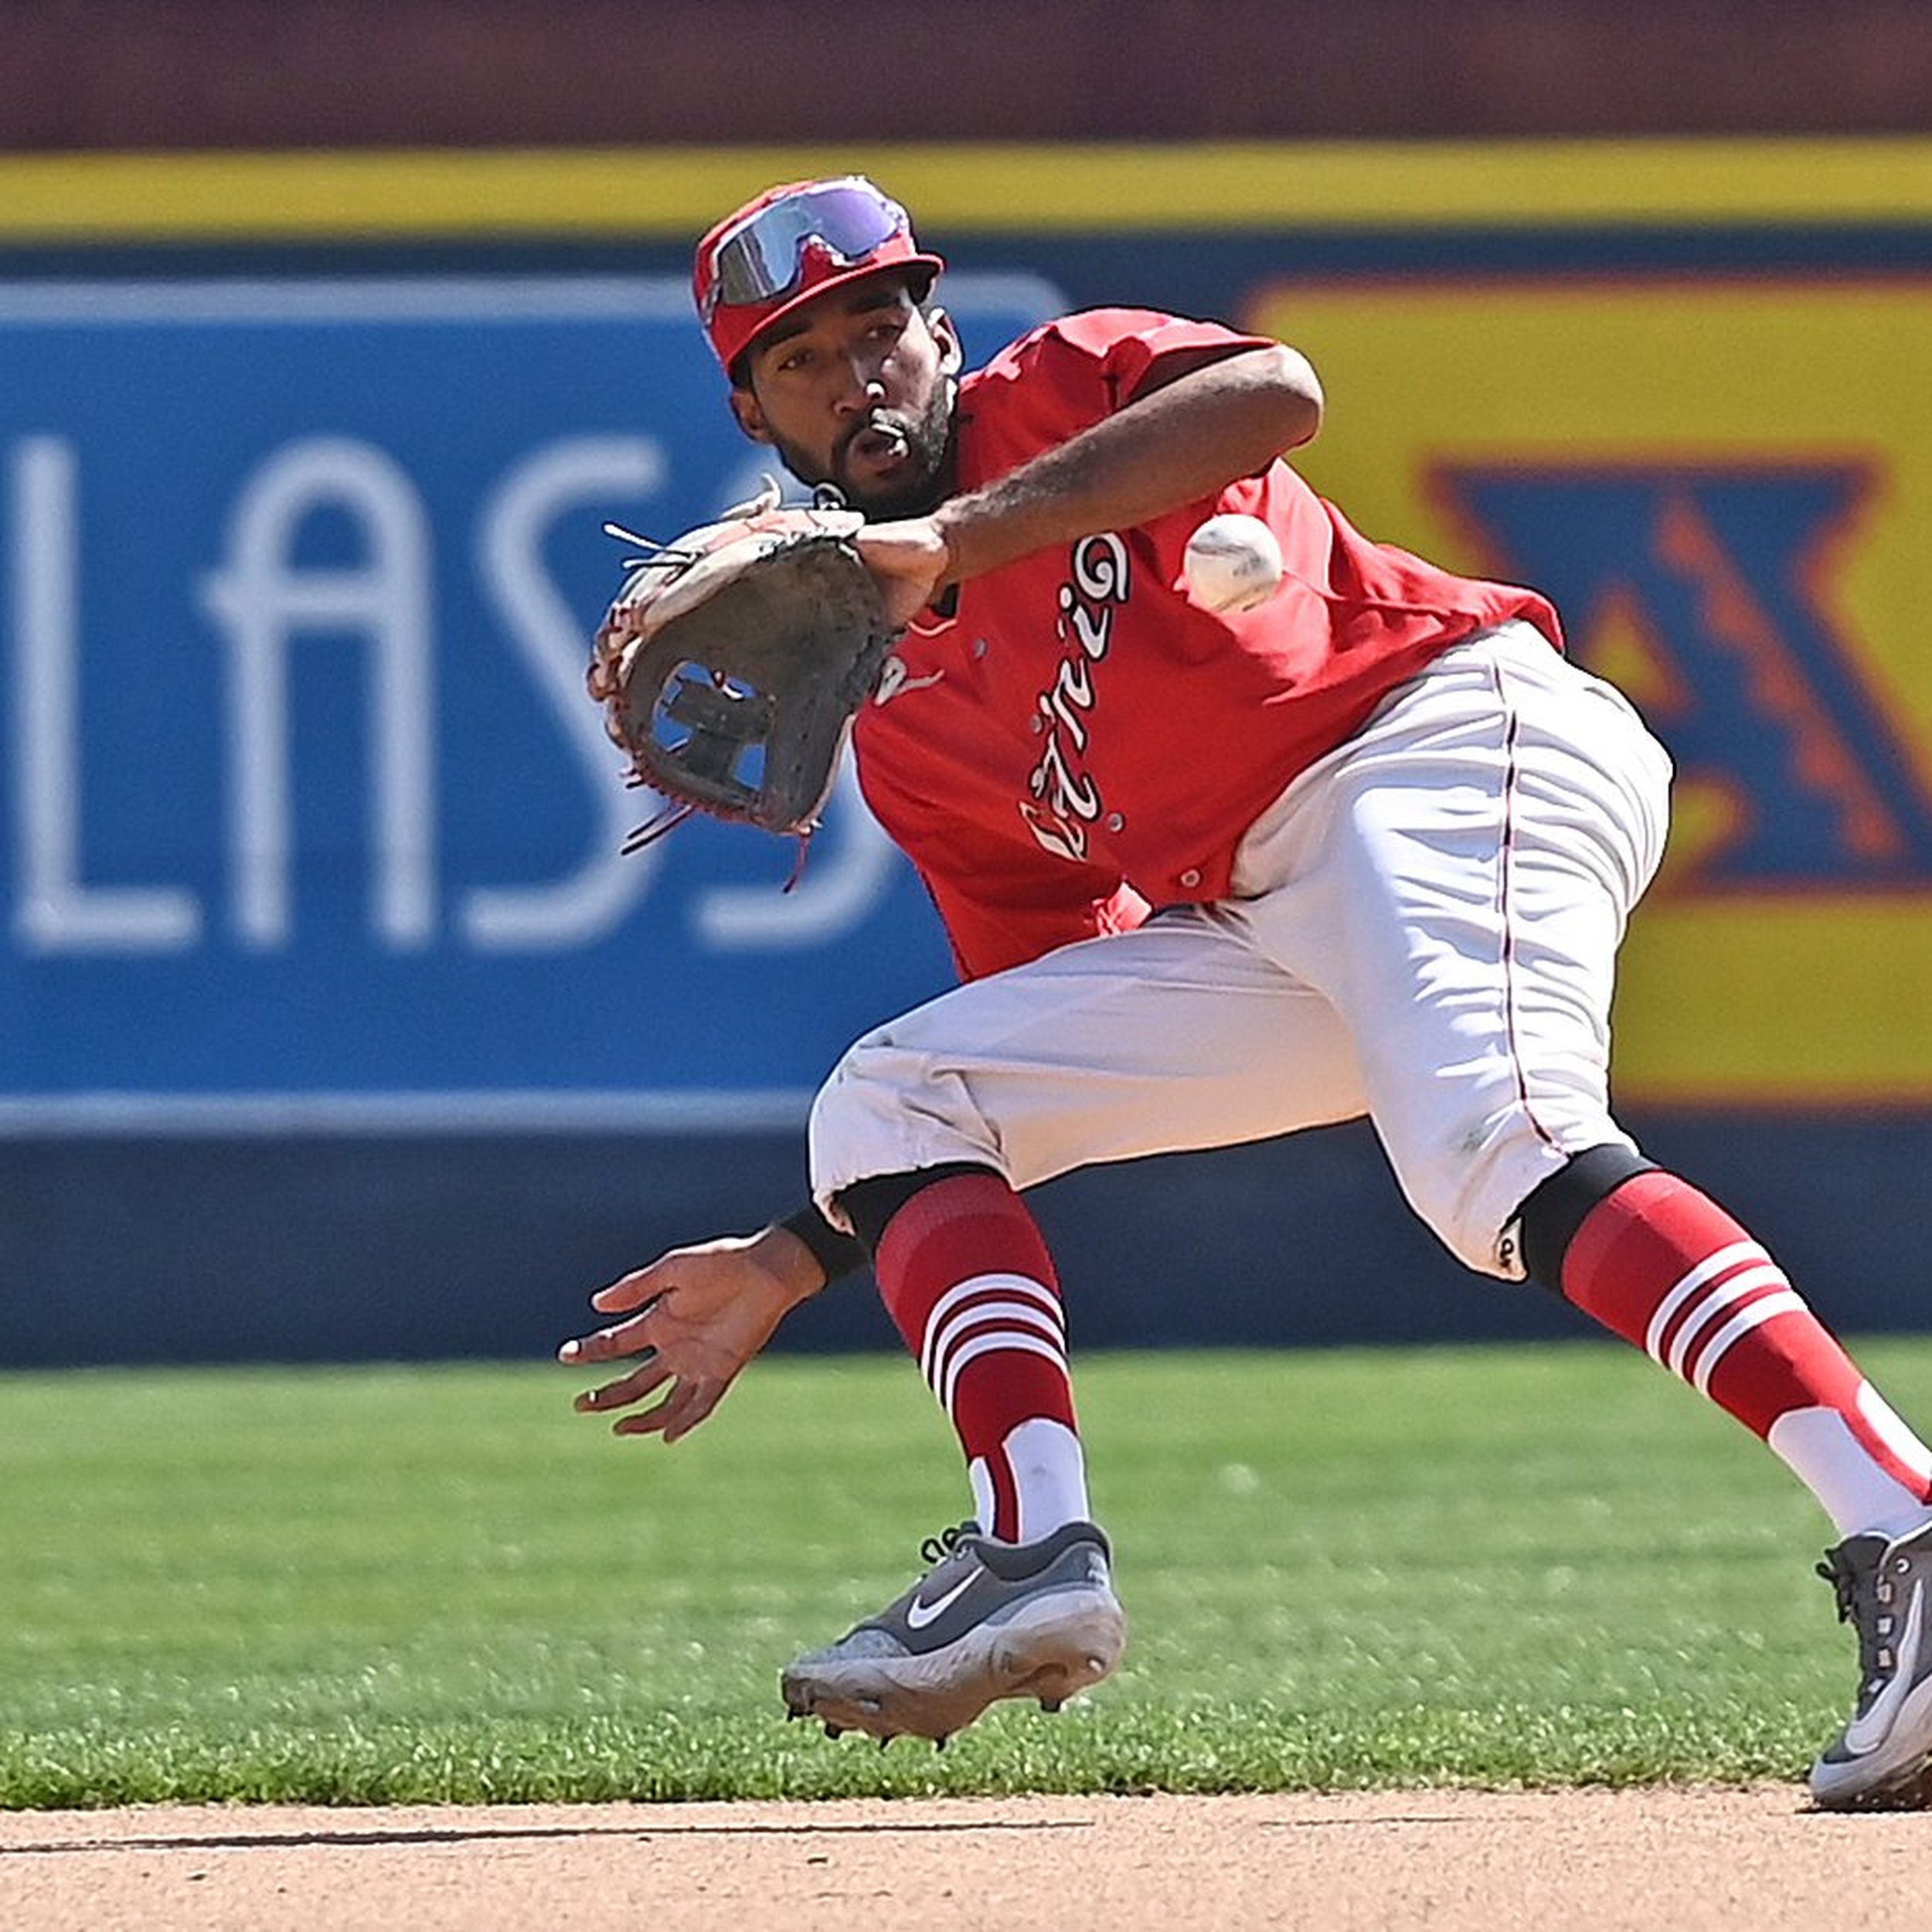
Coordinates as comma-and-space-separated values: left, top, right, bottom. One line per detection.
5, 1337, 1928, 1809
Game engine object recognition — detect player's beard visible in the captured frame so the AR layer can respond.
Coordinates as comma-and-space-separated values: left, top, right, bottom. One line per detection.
779, 378, 956, 520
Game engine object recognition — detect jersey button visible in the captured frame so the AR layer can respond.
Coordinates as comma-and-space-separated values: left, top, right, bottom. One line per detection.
1178, 867, 1202, 889
1105, 812, 1124, 832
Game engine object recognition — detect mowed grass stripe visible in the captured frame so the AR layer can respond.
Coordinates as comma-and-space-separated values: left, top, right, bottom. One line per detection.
4, 1340, 1925, 1806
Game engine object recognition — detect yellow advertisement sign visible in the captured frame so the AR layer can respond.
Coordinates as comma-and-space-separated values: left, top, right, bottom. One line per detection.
1247, 278, 1932, 1104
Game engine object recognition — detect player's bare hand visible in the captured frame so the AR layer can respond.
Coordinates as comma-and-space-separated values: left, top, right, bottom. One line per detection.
856, 518, 953, 630
558, 1224, 825, 1443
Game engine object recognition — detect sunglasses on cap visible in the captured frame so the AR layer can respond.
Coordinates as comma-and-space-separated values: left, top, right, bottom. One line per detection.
700, 177, 913, 320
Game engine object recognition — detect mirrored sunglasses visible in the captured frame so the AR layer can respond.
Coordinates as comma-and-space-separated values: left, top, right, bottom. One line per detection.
702, 179, 910, 318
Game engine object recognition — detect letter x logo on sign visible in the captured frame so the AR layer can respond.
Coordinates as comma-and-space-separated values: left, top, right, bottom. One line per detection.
1438, 464, 1932, 889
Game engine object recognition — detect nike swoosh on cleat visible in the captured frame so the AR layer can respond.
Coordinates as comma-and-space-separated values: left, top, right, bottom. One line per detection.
1843, 1580, 1927, 1756
903, 1570, 978, 1630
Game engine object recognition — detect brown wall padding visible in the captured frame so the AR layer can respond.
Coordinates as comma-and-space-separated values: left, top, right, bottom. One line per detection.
3, 0, 1930, 150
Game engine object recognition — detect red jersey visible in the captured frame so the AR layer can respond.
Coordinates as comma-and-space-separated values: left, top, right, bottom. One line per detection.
851, 308, 1562, 981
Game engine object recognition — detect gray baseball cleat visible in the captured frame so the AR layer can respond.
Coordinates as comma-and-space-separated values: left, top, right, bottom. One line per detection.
781, 1519, 1127, 1747
1810, 1518, 1932, 1809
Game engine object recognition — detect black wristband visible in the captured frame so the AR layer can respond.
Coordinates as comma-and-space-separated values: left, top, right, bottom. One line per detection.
778, 1203, 867, 1284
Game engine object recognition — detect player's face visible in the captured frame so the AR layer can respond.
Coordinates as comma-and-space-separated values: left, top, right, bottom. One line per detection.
731, 276, 961, 518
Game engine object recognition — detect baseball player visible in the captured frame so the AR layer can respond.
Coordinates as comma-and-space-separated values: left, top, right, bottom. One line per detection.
560, 175, 1932, 1804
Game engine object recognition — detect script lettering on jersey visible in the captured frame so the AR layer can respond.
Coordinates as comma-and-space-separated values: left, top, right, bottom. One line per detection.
1440, 464, 1932, 888
1019, 533, 1129, 863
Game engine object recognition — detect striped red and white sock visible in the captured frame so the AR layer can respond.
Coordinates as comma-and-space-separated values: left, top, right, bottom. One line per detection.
872, 1172, 1088, 1545
1561, 1169, 1932, 1536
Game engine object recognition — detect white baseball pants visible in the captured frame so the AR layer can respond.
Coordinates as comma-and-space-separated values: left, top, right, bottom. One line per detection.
809, 621, 1674, 1278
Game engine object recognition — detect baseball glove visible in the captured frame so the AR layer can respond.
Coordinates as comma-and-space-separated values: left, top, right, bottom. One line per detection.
587, 488, 896, 851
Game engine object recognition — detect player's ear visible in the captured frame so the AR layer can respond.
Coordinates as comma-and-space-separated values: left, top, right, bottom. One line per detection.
927, 306, 964, 377
730, 385, 775, 445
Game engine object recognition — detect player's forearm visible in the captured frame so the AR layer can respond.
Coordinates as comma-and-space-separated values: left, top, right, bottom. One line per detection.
932, 344, 1321, 586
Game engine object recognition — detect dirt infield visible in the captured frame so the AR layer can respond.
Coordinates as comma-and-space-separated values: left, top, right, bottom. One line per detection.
2, 1787, 1926, 1930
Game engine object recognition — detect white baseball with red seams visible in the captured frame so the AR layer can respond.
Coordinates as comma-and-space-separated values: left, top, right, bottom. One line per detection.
1182, 512, 1285, 614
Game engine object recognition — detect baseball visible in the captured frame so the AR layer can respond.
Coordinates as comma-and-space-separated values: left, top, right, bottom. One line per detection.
1183, 513, 1284, 615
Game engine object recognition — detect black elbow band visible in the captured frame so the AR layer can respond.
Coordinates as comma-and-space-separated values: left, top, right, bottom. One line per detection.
778, 1204, 868, 1284
1514, 1145, 1658, 1291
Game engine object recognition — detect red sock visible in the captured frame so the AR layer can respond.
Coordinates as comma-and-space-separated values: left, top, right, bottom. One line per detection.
1560, 1170, 1932, 1530
872, 1172, 1083, 1543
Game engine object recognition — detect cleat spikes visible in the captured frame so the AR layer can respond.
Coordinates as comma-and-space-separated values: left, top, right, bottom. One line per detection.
823, 1723, 845, 1740
1039, 1697, 1063, 1713
934, 1734, 949, 1752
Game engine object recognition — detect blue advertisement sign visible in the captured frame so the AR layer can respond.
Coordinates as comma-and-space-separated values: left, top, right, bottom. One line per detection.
0, 274, 1061, 1127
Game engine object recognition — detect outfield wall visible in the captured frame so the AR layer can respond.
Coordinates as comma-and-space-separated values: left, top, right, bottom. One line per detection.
3, 141, 1931, 1364
7, 2, 1930, 144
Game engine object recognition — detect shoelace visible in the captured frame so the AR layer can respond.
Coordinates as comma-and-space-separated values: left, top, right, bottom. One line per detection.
1819, 1549, 1862, 1621
1821, 1546, 1900, 1707
919, 1522, 979, 1567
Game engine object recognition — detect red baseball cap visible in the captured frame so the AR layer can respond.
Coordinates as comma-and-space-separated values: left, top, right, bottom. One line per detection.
692, 175, 946, 377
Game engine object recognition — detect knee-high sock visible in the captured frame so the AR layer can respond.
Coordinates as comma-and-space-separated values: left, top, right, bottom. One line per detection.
872, 1172, 1088, 1544
1560, 1170, 1932, 1537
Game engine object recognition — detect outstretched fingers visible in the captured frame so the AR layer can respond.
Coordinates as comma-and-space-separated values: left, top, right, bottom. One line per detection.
559, 1230, 811, 1445
616, 1377, 722, 1444
571, 1352, 668, 1415
557, 1292, 662, 1366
